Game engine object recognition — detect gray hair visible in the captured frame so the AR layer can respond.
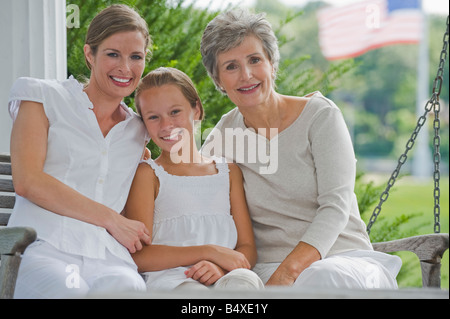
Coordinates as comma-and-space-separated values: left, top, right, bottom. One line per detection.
200, 9, 280, 93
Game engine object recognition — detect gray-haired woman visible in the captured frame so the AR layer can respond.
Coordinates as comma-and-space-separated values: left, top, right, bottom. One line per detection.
201, 9, 402, 289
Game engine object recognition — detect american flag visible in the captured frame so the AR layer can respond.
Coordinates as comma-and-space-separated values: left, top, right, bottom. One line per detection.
317, 0, 424, 60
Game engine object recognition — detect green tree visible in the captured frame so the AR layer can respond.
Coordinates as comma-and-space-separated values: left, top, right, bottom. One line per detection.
255, 0, 449, 162
67, 0, 231, 157
67, 0, 355, 158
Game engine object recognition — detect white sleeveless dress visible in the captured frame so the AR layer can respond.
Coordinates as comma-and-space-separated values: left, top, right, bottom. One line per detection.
141, 158, 238, 290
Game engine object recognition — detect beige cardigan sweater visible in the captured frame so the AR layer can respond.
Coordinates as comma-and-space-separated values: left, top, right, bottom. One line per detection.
202, 92, 372, 263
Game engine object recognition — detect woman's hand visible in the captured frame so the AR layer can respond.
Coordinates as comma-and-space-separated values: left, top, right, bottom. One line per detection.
206, 245, 251, 271
106, 212, 151, 253
265, 263, 299, 286
184, 261, 225, 286
142, 147, 151, 160
266, 241, 321, 286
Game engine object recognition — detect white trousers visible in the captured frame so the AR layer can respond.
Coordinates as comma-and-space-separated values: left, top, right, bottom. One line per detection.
176, 268, 264, 291
253, 250, 402, 289
14, 240, 146, 299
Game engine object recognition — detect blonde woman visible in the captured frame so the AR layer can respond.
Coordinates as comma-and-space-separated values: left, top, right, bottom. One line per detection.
8, 5, 151, 298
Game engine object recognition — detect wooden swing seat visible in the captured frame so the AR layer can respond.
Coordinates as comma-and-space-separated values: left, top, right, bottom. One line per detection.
1, 154, 448, 298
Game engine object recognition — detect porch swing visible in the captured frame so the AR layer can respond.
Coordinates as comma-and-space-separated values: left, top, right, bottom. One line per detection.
0, 17, 449, 300
368, 16, 449, 289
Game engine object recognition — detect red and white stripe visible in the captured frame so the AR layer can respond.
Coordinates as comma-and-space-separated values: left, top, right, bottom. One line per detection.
317, 0, 423, 60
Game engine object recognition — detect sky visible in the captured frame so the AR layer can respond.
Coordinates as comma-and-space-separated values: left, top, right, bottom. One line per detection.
187, 0, 449, 15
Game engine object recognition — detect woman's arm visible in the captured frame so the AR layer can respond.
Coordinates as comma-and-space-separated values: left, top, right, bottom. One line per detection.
10, 101, 151, 253
300, 107, 356, 256
267, 105, 356, 286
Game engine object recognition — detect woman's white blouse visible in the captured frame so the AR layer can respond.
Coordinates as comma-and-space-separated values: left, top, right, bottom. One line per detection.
7, 76, 149, 265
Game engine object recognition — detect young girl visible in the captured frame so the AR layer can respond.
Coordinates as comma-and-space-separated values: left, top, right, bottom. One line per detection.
124, 67, 264, 291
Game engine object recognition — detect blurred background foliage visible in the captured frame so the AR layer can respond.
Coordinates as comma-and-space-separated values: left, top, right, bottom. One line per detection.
67, 0, 449, 164
66, 0, 449, 222
66, 0, 448, 288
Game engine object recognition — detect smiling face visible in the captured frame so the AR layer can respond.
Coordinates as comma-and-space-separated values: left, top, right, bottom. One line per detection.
217, 35, 275, 109
84, 30, 147, 100
138, 84, 201, 155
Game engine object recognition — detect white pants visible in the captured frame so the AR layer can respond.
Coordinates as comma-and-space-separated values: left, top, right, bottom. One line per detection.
14, 240, 146, 299
253, 250, 402, 289
176, 268, 264, 291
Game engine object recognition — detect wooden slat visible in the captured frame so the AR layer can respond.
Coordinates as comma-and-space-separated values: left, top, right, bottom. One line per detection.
0, 195, 15, 210
0, 154, 10, 163
0, 163, 11, 175
0, 211, 11, 226
0, 180, 14, 193
99, 286, 449, 299
0, 211, 12, 226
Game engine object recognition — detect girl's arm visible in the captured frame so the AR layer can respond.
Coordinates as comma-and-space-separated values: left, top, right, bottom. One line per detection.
124, 163, 210, 272
186, 164, 257, 274
10, 101, 151, 253
184, 163, 256, 284
124, 162, 251, 273
228, 163, 257, 268
186, 164, 257, 279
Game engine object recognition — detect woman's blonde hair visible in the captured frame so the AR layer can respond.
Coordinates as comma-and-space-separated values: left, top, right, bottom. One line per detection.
135, 67, 205, 121
84, 4, 151, 70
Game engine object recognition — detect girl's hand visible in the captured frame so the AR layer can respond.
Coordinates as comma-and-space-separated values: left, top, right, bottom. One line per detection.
207, 245, 251, 271
184, 261, 225, 286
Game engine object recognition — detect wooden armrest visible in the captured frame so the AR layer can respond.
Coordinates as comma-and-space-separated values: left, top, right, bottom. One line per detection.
372, 233, 449, 263
0, 227, 36, 298
372, 233, 448, 288
0, 227, 37, 256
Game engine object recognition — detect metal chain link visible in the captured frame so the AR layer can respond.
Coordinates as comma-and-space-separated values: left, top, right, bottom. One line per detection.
367, 16, 449, 235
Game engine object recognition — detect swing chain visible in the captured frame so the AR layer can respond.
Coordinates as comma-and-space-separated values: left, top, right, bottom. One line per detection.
431, 15, 448, 233
367, 16, 449, 235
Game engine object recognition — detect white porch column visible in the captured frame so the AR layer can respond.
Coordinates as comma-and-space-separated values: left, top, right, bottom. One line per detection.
411, 7, 432, 179
0, 0, 67, 154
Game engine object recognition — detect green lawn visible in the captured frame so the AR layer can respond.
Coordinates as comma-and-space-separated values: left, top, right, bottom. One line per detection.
360, 175, 449, 289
